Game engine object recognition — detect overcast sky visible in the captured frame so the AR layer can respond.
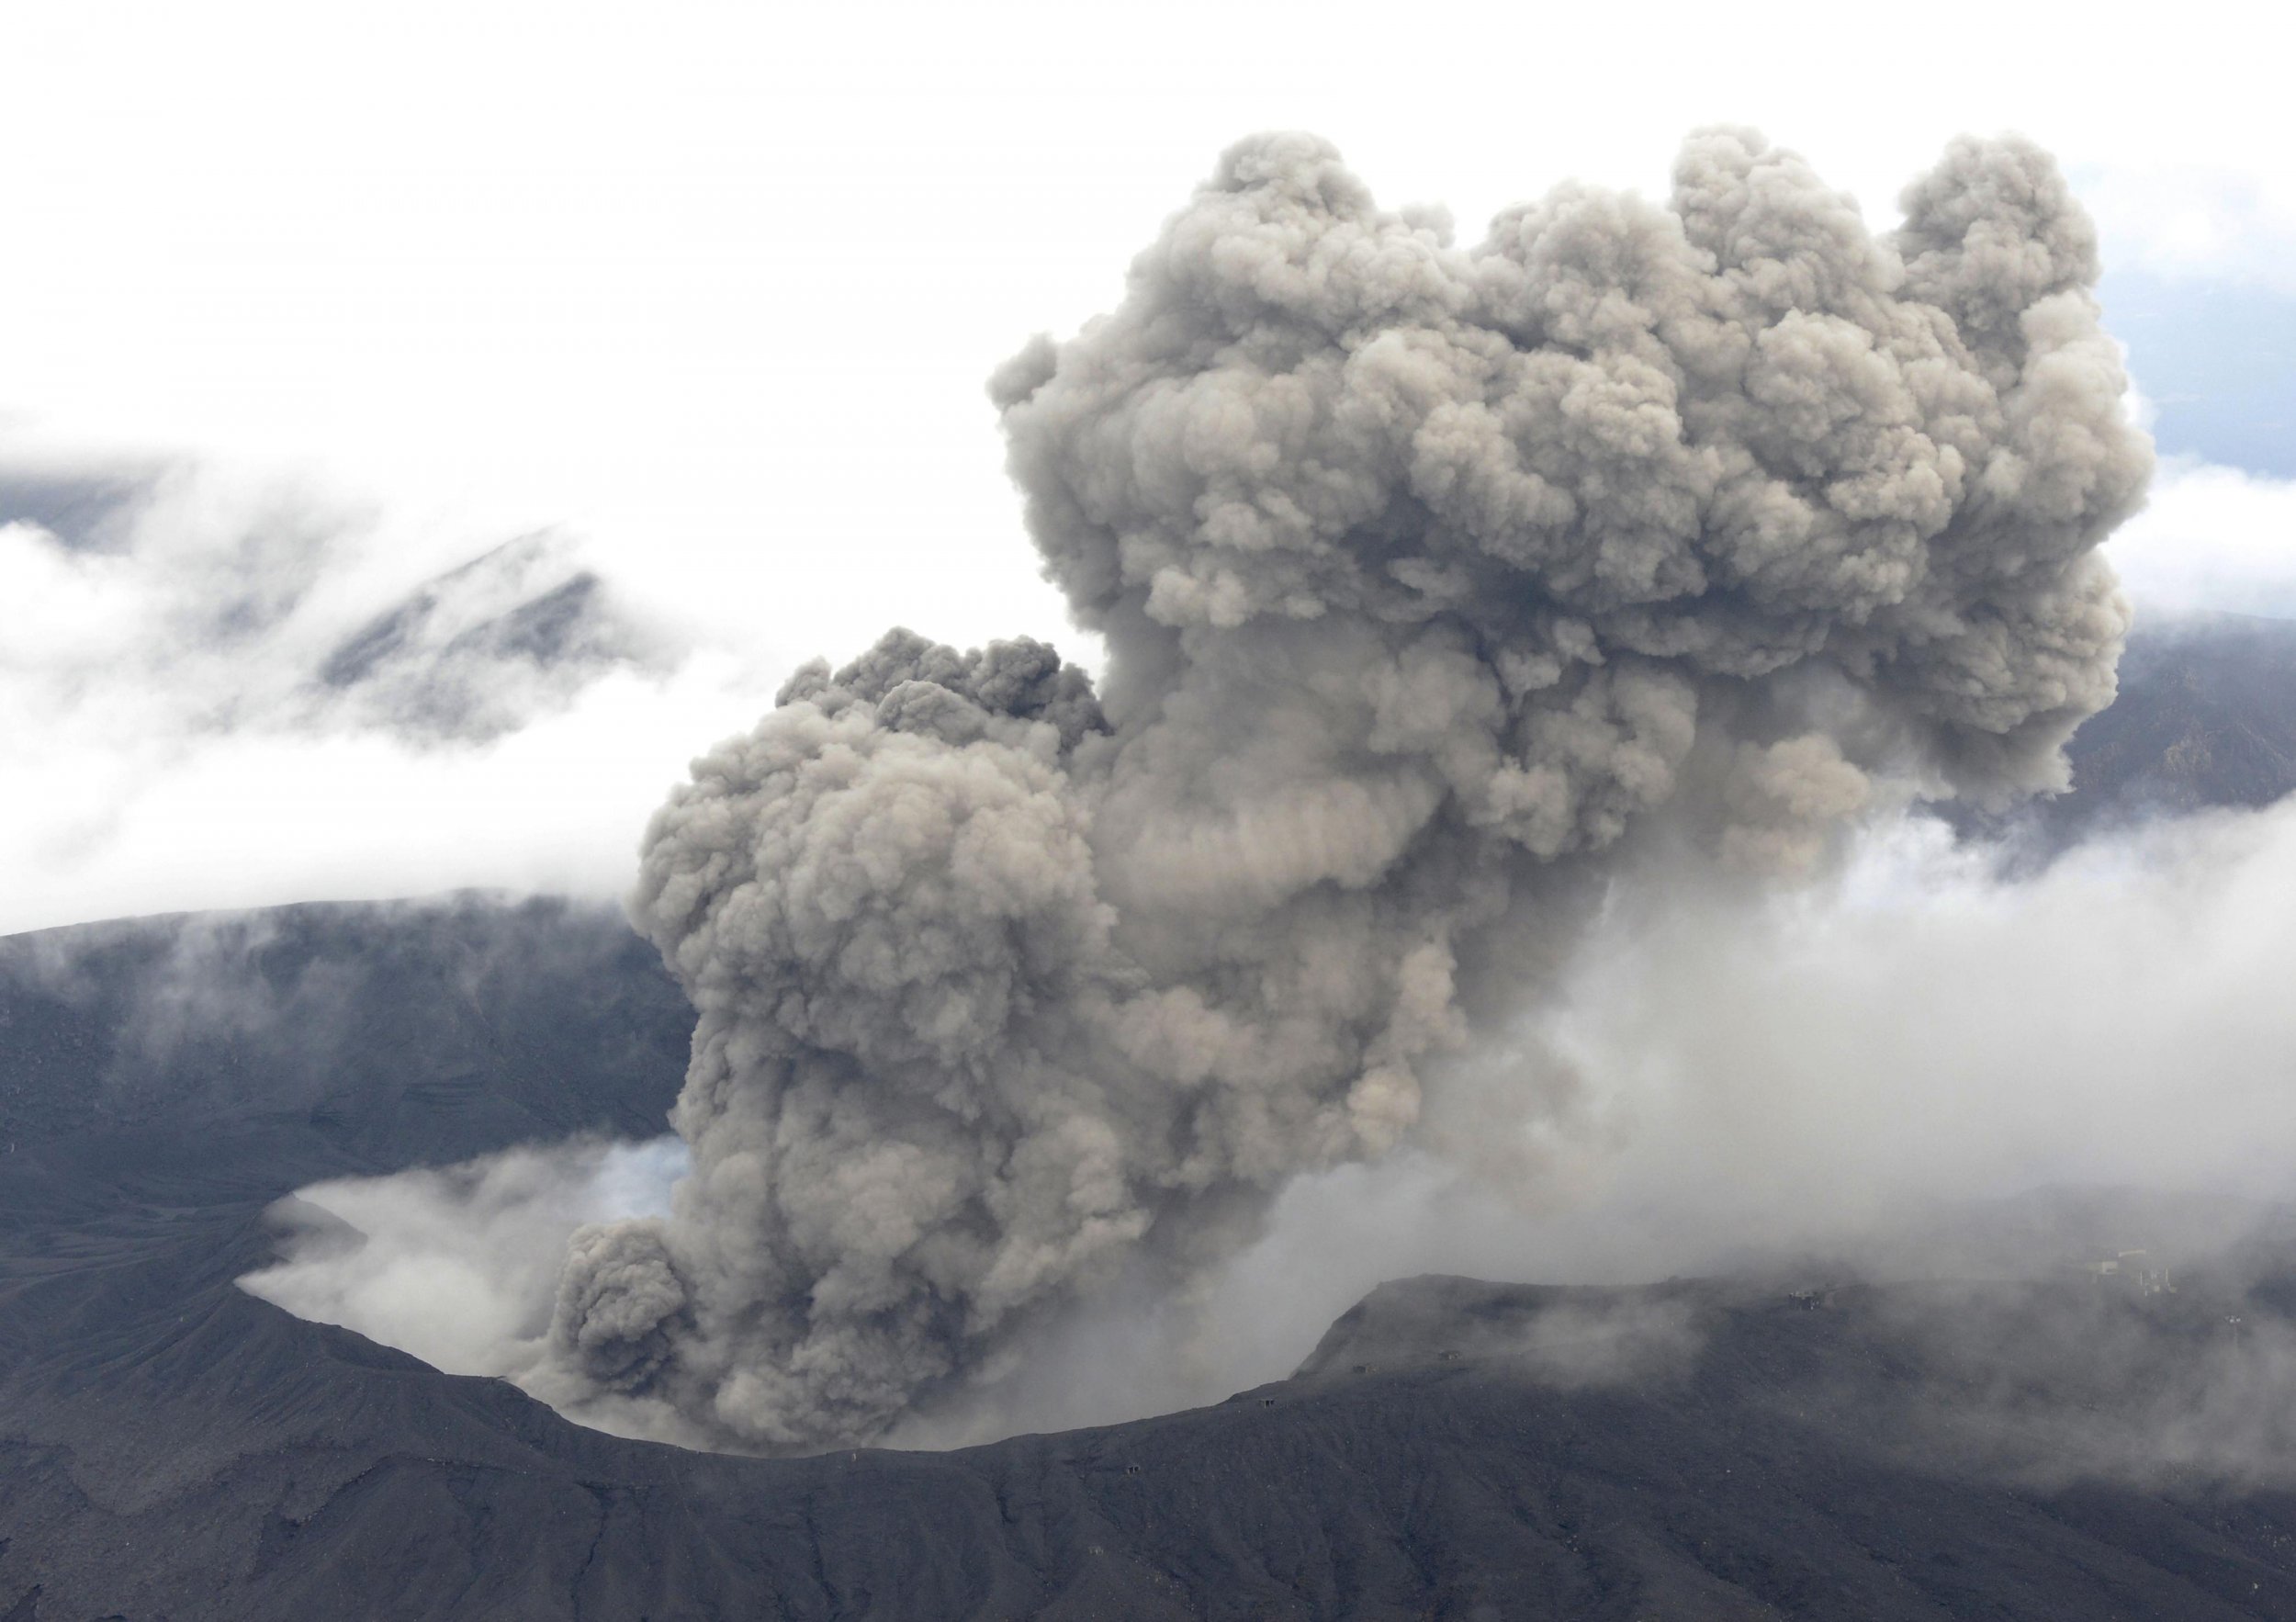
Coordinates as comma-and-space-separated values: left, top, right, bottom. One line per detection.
4, 0, 2292, 935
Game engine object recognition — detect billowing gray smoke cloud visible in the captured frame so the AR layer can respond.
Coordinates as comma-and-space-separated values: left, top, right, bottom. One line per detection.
550, 128, 2151, 1450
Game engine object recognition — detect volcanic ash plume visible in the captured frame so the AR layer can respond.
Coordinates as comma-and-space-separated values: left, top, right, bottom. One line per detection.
549, 129, 2151, 1450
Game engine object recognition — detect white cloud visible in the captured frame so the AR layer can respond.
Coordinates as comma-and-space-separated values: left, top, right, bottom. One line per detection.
2082, 166, 2296, 293
1153, 802, 2296, 1402
2106, 459, 2296, 622
0, 659, 771, 936
0, 426, 1092, 936
0, 445, 747, 934
3, 4, 2289, 932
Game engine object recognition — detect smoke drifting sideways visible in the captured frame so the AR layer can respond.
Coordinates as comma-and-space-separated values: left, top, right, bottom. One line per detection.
539, 128, 2150, 1453
241, 1139, 689, 1390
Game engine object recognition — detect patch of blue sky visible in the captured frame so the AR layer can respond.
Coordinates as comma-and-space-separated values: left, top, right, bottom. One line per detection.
2099, 271, 2296, 477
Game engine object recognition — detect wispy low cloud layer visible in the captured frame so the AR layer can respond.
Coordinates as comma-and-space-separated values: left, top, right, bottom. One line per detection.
1860, 1276, 2296, 1491
242, 1137, 689, 1388
0, 446, 662, 741
0, 441, 784, 935
1275, 800, 2296, 1293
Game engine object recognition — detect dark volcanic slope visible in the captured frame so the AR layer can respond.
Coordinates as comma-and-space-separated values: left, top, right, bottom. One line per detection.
2073, 613, 2296, 814
11, 899, 2296, 1617
1984, 610, 2296, 850
0, 895, 692, 1162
